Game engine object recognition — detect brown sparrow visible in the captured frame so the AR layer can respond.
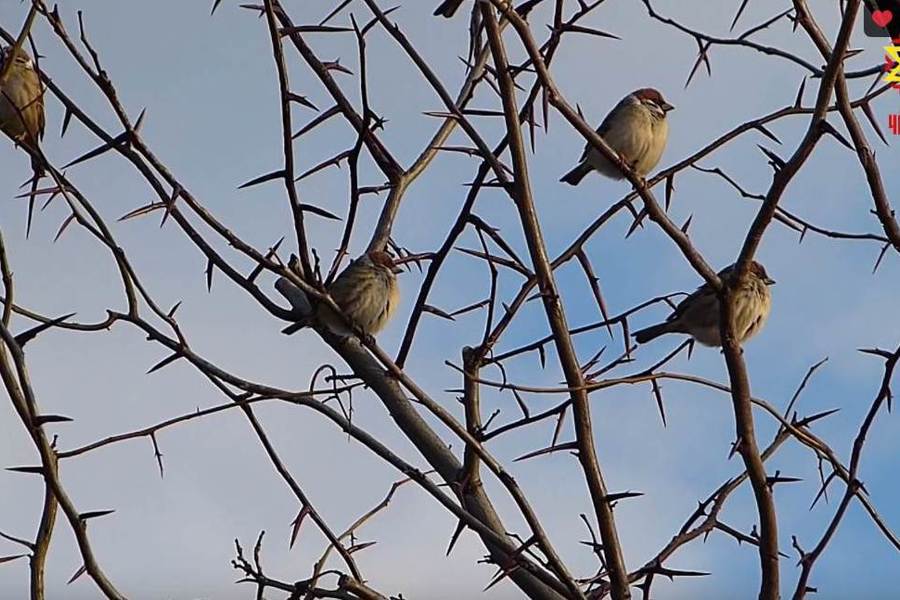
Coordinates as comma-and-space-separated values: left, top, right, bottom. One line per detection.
276, 251, 401, 338
633, 261, 774, 347
1, 46, 46, 236
320, 250, 401, 337
561, 88, 672, 185
0, 46, 44, 152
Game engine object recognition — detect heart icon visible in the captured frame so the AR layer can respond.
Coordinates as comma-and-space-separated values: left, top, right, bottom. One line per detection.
873, 10, 893, 28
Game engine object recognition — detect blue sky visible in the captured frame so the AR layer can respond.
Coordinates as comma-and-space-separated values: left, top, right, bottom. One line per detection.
0, 1, 898, 598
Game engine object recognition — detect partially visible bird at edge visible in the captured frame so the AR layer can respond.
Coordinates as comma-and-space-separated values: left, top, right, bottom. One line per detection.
0, 45, 46, 238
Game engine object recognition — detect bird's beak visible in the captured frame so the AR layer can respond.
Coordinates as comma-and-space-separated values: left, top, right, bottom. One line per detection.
661, 102, 675, 112
765, 277, 776, 285
392, 266, 403, 274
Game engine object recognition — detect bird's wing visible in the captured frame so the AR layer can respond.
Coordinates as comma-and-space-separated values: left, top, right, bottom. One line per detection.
668, 282, 717, 327
578, 95, 633, 161
327, 261, 363, 311
578, 119, 612, 162
669, 264, 737, 328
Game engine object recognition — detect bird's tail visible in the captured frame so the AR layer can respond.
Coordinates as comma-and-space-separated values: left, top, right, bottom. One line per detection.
559, 162, 592, 186
633, 322, 673, 344
433, 0, 463, 17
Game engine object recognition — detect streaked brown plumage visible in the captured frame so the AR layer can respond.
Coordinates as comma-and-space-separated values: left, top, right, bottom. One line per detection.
0, 46, 44, 150
1, 46, 46, 237
319, 250, 400, 337
633, 261, 775, 347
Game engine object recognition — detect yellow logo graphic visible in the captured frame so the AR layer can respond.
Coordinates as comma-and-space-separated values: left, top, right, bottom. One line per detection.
886, 45, 900, 85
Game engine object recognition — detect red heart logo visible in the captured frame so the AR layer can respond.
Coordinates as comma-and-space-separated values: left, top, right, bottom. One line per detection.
873, 10, 893, 28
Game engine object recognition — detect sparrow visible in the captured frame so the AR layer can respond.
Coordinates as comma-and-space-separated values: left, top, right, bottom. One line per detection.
276, 250, 401, 338
1, 45, 46, 236
560, 88, 673, 186
0, 45, 44, 153
633, 261, 774, 347
320, 250, 401, 337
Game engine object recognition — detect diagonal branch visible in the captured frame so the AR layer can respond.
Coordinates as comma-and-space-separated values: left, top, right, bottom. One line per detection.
480, 6, 626, 599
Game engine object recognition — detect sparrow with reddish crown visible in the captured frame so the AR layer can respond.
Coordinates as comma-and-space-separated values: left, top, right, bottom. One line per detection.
276, 250, 401, 338
633, 261, 774, 347
561, 88, 673, 185
320, 250, 401, 337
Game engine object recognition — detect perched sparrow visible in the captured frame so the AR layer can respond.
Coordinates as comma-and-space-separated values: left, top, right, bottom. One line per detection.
0, 46, 44, 151
560, 88, 673, 185
1, 46, 45, 237
633, 261, 775, 347
433, 0, 464, 17
276, 251, 401, 338
320, 250, 401, 337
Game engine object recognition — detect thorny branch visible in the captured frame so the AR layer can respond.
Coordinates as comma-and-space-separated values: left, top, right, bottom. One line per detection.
0, 1, 897, 599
